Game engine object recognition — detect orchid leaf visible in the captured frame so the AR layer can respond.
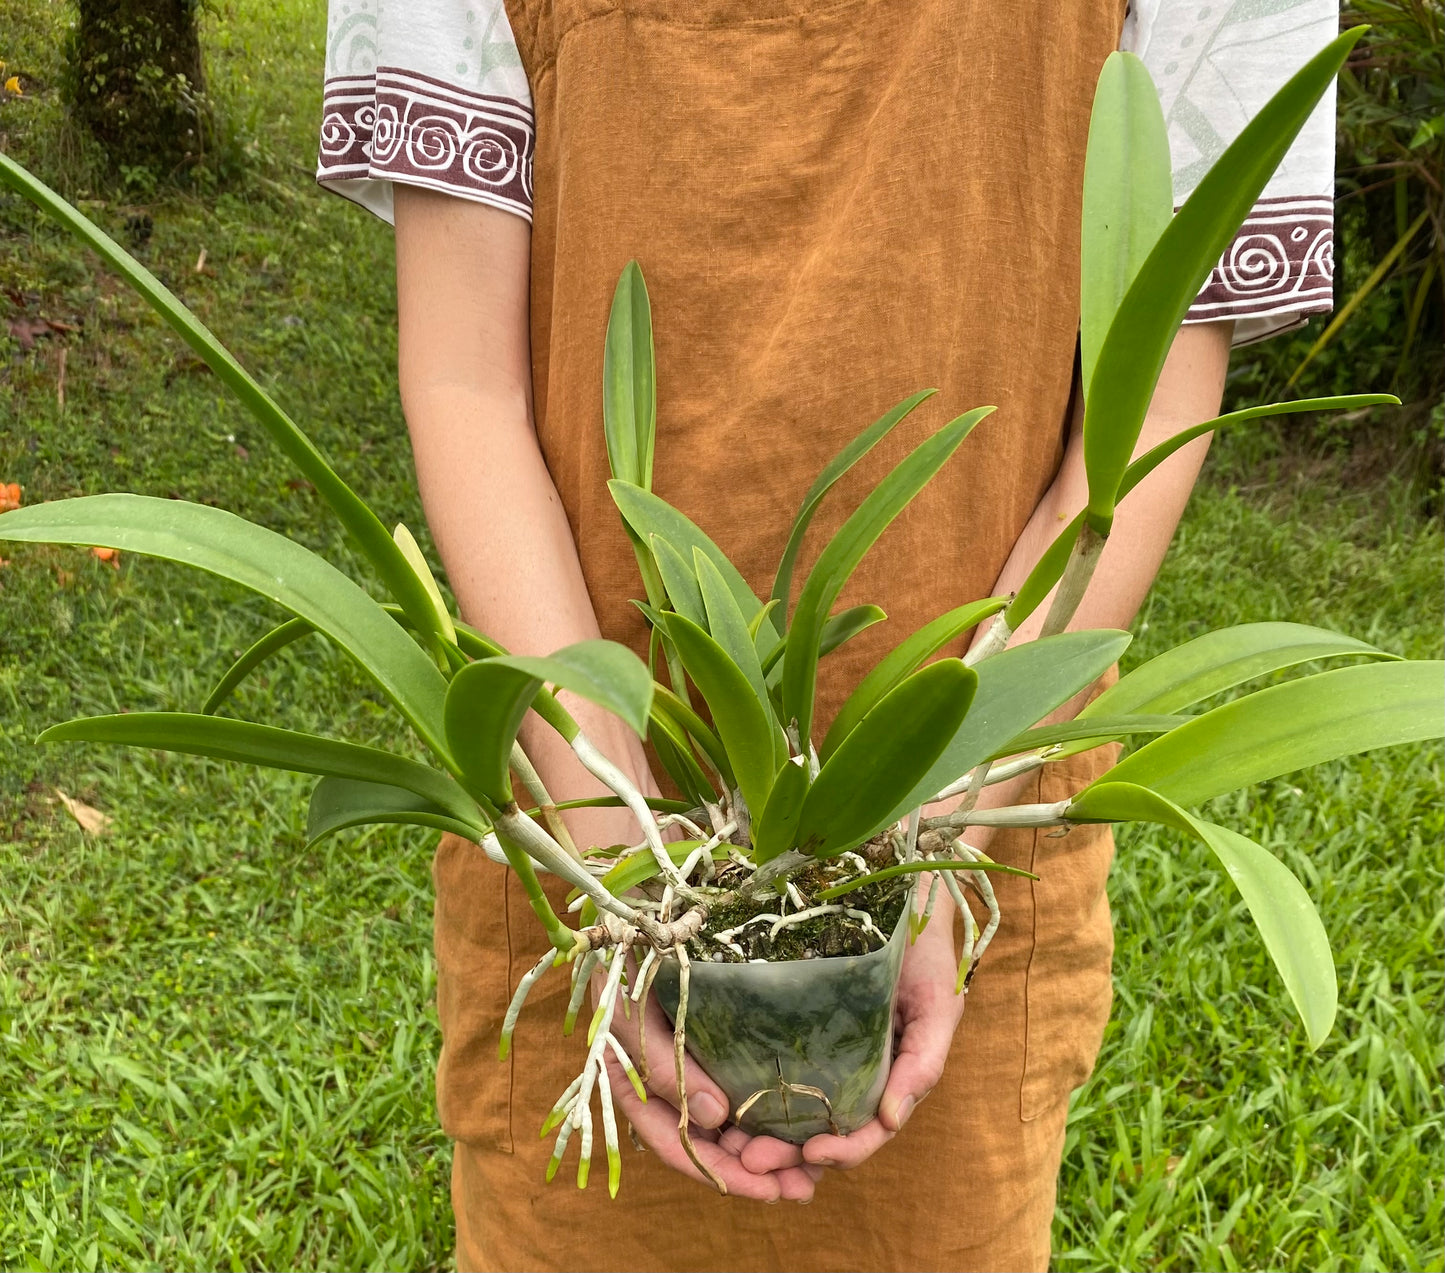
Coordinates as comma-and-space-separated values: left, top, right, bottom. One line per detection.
823, 597, 1006, 759
40, 713, 482, 820
0, 495, 452, 758
1067, 781, 1336, 1047
889, 629, 1131, 821
444, 662, 542, 807
650, 534, 707, 627
1089, 660, 1445, 808
602, 261, 656, 489
695, 549, 774, 734
1080, 51, 1173, 398
989, 713, 1188, 760
1082, 28, 1366, 532
306, 776, 488, 847
1080, 623, 1393, 720
487, 641, 655, 740
662, 613, 783, 815
797, 660, 977, 857
652, 685, 734, 788
771, 390, 936, 619
609, 480, 781, 649
753, 757, 811, 864
784, 406, 994, 745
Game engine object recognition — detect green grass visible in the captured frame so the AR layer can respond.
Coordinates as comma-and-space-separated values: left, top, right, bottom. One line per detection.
1, 2, 1442, 1269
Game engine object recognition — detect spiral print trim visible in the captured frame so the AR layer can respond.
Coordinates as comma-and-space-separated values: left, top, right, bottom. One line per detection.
1187, 196, 1332, 323
319, 67, 533, 220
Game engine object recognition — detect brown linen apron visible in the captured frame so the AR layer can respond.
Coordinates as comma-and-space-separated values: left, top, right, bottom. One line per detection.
436, 1, 1126, 1268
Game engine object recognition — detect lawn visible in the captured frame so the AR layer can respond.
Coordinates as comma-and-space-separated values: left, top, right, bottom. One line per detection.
1, 3, 1441, 1270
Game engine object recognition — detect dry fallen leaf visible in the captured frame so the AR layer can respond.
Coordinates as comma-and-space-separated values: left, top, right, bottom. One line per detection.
54, 788, 112, 835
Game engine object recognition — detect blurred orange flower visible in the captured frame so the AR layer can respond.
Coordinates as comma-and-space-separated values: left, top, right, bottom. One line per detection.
0, 482, 22, 512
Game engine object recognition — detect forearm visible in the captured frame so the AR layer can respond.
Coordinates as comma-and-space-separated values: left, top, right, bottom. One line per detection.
394, 186, 649, 820
403, 385, 652, 803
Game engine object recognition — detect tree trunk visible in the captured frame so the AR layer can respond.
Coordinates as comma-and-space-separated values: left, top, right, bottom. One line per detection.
69, 0, 209, 174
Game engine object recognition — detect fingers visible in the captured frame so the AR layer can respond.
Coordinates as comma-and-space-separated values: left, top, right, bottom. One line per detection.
878, 987, 958, 1133
739, 1134, 806, 1173
802, 1116, 895, 1170
610, 1066, 786, 1202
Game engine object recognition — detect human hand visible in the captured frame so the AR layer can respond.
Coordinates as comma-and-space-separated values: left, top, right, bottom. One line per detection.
603, 976, 824, 1202
738, 884, 964, 1176
564, 795, 821, 1203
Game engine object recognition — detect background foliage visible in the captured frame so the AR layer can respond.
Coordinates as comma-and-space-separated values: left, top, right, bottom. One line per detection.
1, 1, 1441, 1269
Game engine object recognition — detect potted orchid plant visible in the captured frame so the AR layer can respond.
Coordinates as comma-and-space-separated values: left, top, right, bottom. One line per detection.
1, 24, 1440, 1199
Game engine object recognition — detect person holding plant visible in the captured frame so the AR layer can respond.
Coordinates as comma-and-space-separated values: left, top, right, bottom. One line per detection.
317, 2, 1340, 1269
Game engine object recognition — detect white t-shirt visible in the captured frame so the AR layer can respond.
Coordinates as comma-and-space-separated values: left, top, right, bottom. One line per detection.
317, 0, 1337, 345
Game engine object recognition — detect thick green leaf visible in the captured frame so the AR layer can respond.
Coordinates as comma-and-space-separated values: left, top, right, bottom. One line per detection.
609, 480, 781, 650
1091, 660, 1445, 807
1080, 52, 1173, 398
306, 776, 488, 847
1082, 28, 1366, 531
989, 713, 1187, 760
652, 686, 735, 788
1117, 396, 1400, 505
796, 660, 978, 857
1006, 395, 1400, 633
821, 605, 887, 656
822, 597, 1006, 759
1067, 781, 1336, 1047
39, 713, 482, 820
695, 549, 775, 739
444, 661, 543, 806
0, 495, 451, 758
663, 613, 784, 815
888, 629, 1132, 822
770, 390, 936, 618
1081, 623, 1392, 722
602, 261, 656, 489
650, 535, 707, 627
649, 719, 717, 808
486, 641, 654, 739
783, 407, 994, 744
759, 605, 889, 677
753, 756, 811, 863
203, 616, 314, 715
0, 152, 449, 656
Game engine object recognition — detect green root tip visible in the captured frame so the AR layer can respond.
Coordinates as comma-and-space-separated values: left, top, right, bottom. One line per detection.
608, 1152, 621, 1198
586, 1003, 606, 1046
540, 1110, 565, 1137
577, 1158, 591, 1189
545, 1155, 562, 1183
626, 1070, 647, 1103
498, 1036, 512, 1061
562, 1013, 578, 1037
955, 962, 968, 995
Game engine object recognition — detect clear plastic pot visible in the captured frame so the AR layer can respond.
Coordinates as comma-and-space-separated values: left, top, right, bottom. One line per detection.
653, 904, 910, 1143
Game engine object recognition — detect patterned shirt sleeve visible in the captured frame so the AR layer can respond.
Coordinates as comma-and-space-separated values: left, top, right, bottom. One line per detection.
317, 0, 533, 225
1122, 0, 1338, 346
